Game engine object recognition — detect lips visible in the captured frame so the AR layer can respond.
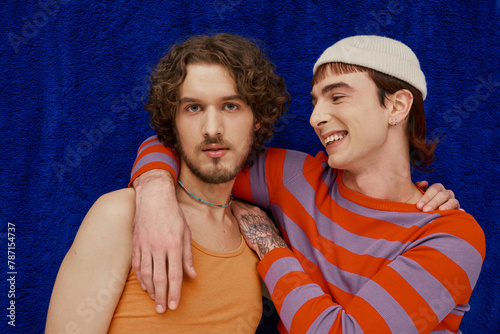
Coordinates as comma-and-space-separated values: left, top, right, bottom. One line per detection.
202, 144, 228, 158
202, 143, 228, 151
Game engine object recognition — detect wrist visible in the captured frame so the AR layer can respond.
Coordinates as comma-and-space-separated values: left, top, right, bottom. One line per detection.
133, 170, 174, 191
257, 236, 288, 260
133, 170, 179, 209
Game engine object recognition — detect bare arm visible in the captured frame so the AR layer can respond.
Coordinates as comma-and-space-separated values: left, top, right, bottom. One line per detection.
132, 169, 196, 313
45, 189, 135, 333
232, 200, 289, 259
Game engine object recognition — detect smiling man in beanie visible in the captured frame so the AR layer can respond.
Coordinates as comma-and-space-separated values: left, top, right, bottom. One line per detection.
130, 35, 480, 333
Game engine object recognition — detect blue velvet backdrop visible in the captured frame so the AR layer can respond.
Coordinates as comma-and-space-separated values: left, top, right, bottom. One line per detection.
0, 0, 498, 333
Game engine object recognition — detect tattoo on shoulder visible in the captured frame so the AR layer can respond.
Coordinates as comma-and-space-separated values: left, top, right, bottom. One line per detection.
239, 214, 288, 258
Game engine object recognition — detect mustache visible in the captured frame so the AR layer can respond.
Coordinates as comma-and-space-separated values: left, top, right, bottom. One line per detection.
196, 136, 231, 150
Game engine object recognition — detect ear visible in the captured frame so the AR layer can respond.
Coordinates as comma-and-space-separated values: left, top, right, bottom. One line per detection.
388, 89, 413, 125
254, 119, 261, 131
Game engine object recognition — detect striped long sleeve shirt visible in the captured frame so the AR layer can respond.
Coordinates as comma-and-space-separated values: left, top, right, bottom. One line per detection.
131, 136, 485, 334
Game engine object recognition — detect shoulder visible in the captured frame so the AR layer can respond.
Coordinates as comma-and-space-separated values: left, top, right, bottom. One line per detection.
93, 188, 135, 211
429, 210, 486, 258
85, 188, 136, 228
261, 148, 328, 177
434, 210, 484, 237
268, 148, 327, 162
257, 148, 324, 164
96, 187, 135, 205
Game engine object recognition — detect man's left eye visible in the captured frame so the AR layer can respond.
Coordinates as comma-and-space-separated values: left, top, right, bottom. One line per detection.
224, 103, 238, 111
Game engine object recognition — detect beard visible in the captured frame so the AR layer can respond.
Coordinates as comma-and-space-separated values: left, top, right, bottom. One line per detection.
176, 135, 251, 184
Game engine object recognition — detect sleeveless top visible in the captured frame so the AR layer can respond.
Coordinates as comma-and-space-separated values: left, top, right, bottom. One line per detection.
108, 235, 262, 333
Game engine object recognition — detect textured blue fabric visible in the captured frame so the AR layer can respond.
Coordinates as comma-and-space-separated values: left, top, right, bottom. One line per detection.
0, 0, 498, 332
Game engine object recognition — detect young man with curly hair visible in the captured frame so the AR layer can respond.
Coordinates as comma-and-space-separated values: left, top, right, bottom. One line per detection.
46, 33, 289, 333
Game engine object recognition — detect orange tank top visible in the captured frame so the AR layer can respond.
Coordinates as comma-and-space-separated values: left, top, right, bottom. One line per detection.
108, 235, 262, 333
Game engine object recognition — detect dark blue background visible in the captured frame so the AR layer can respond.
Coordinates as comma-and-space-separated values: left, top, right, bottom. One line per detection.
1, 0, 498, 332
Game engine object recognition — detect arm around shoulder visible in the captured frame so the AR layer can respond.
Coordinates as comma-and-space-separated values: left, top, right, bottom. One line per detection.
131, 169, 196, 313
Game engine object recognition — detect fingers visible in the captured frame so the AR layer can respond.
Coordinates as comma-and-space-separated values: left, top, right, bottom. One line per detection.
418, 182, 456, 212
438, 198, 460, 211
421, 189, 453, 211
140, 251, 155, 300
132, 228, 157, 301
183, 227, 196, 279
416, 182, 443, 210
132, 243, 145, 290
414, 180, 429, 190
133, 241, 191, 314
152, 252, 168, 313
166, 249, 183, 311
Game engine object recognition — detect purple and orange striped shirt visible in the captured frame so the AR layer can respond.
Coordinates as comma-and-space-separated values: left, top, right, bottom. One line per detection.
131, 136, 485, 334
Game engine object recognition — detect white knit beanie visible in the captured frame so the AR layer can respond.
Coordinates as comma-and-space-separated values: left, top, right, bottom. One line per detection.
313, 35, 427, 100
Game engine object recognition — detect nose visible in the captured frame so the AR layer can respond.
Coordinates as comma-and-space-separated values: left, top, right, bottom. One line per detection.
202, 108, 223, 138
309, 101, 329, 130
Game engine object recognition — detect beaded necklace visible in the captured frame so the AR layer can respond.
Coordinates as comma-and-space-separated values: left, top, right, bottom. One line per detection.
177, 180, 233, 208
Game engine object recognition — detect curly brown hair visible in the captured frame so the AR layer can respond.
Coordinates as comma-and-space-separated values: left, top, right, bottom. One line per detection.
146, 33, 290, 168
312, 62, 437, 172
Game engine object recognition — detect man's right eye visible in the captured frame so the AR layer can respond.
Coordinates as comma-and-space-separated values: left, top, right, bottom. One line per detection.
331, 95, 344, 102
186, 105, 201, 112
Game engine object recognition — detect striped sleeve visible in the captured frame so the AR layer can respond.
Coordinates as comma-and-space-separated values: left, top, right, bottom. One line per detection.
129, 135, 180, 186
233, 148, 299, 210
258, 213, 485, 334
